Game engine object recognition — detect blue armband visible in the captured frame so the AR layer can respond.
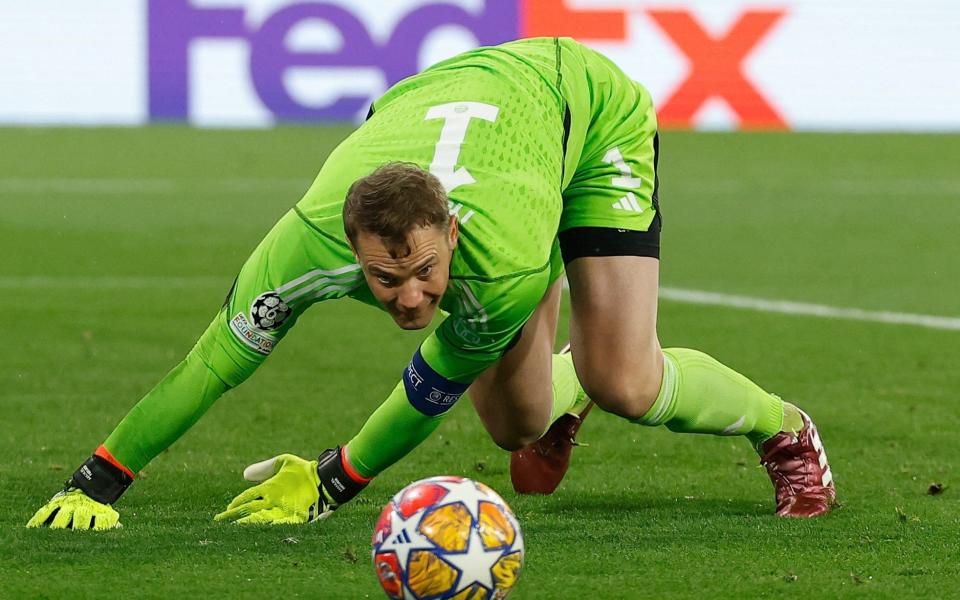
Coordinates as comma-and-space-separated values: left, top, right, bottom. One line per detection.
403, 348, 470, 416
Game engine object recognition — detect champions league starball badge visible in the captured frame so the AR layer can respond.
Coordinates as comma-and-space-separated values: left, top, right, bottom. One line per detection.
250, 292, 291, 330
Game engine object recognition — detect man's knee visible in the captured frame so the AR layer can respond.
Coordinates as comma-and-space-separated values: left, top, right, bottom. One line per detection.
470, 375, 553, 451
490, 429, 543, 452
579, 357, 663, 421
488, 423, 545, 452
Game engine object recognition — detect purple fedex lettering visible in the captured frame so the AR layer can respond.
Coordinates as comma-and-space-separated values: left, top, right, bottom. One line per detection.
249, 4, 378, 121
148, 0, 519, 122
148, 0, 248, 120
382, 1, 517, 86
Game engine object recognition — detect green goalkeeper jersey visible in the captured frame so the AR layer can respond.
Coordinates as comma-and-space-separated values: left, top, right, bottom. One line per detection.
101, 36, 660, 479
295, 37, 581, 381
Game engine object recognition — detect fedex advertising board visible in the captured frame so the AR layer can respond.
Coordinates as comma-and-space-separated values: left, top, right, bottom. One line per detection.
1, 0, 958, 130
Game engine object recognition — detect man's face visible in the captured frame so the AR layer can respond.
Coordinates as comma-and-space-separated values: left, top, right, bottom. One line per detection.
352, 217, 458, 330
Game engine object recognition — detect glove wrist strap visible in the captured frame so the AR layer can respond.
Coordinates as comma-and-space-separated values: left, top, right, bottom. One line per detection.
316, 447, 369, 506
68, 454, 133, 505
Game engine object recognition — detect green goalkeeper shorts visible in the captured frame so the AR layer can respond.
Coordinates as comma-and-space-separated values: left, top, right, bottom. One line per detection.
556, 38, 661, 261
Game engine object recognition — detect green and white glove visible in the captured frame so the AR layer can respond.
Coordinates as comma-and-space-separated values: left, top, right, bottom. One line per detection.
215, 448, 369, 525
27, 488, 121, 531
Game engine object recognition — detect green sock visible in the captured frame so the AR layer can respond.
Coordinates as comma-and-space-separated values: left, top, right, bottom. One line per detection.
634, 348, 784, 448
781, 401, 804, 435
548, 352, 589, 426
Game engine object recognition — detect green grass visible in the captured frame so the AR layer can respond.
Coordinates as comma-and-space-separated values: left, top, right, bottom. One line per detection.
1, 128, 958, 598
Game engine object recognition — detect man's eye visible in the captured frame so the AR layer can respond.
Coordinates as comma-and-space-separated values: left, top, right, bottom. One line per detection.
376, 275, 395, 286
419, 265, 433, 277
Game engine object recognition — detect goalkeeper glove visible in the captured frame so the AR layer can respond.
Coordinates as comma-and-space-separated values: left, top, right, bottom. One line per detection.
26, 489, 121, 531
26, 450, 133, 530
214, 447, 369, 525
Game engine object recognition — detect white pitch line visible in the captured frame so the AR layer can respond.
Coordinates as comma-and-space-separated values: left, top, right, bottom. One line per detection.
659, 287, 960, 331
2, 176, 957, 196
0, 178, 177, 194
2, 274, 958, 331
672, 177, 960, 196
0, 275, 226, 289
0, 178, 311, 195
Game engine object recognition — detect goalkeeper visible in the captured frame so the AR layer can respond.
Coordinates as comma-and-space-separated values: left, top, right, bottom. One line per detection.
28, 38, 835, 530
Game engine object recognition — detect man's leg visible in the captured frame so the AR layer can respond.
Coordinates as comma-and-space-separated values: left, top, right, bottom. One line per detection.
566, 255, 786, 431
469, 279, 587, 451
565, 254, 834, 516
567, 255, 787, 441
566, 256, 662, 420
545, 41, 833, 515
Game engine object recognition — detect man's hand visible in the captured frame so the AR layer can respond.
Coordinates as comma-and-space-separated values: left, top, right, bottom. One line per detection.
215, 448, 371, 525
215, 454, 330, 525
26, 448, 132, 531
26, 489, 121, 531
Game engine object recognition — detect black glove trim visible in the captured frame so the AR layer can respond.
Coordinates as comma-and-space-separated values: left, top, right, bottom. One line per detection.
68, 454, 133, 505
316, 447, 368, 507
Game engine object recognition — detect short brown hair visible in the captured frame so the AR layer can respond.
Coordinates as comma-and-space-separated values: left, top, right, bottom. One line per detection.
343, 162, 450, 255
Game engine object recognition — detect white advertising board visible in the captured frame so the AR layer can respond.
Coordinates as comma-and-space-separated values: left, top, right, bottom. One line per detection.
0, 0, 957, 130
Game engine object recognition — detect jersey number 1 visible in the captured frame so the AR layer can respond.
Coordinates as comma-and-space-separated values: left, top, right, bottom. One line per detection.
425, 102, 500, 224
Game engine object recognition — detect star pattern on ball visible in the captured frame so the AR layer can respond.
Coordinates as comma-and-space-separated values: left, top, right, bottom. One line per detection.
435, 478, 486, 520
442, 525, 505, 595
377, 506, 437, 574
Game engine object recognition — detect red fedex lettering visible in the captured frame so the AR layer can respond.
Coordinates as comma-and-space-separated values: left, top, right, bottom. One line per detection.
520, 0, 626, 40
647, 9, 788, 129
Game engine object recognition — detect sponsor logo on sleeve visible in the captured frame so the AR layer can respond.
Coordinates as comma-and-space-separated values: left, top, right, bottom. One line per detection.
406, 360, 424, 390
426, 388, 461, 408
403, 349, 470, 416
230, 312, 276, 355
453, 318, 482, 346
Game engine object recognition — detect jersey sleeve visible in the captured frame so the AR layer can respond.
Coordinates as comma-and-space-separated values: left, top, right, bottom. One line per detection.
101, 209, 363, 474
222, 208, 364, 357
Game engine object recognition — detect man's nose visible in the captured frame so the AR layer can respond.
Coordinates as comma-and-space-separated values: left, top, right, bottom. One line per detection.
396, 281, 424, 310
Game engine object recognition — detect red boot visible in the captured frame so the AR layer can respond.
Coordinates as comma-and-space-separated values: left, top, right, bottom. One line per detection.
510, 402, 593, 495
760, 409, 836, 517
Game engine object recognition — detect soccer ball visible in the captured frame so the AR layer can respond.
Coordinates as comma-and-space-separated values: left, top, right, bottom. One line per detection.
372, 476, 524, 599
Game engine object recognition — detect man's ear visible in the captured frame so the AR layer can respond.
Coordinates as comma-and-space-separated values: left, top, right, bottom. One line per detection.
448, 215, 459, 249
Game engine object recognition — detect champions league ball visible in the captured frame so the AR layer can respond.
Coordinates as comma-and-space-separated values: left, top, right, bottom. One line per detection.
372, 476, 524, 599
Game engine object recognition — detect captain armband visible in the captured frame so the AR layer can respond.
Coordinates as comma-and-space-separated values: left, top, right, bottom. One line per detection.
402, 348, 470, 416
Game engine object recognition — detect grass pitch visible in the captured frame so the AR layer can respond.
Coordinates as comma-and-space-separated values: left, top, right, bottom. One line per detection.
1, 128, 958, 598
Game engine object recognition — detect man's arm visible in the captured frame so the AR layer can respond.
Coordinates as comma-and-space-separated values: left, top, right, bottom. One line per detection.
107, 308, 263, 474
27, 208, 361, 529
342, 274, 551, 475
27, 306, 268, 529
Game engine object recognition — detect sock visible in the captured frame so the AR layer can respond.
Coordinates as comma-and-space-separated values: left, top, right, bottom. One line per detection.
781, 401, 804, 435
634, 348, 784, 448
548, 352, 589, 426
